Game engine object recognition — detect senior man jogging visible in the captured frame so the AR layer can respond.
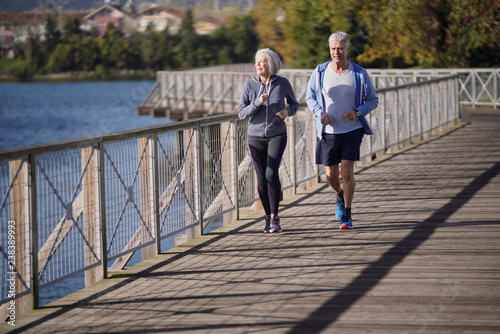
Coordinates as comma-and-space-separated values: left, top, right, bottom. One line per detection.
306, 31, 378, 229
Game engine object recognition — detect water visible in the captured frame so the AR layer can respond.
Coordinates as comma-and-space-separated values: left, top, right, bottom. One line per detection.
0, 80, 172, 150
0, 80, 222, 306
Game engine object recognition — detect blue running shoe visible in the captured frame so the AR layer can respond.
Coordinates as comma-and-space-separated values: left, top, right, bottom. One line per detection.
270, 216, 282, 233
340, 214, 353, 230
336, 197, 345, 220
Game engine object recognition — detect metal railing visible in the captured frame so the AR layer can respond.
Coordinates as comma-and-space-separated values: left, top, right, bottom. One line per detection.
0, 74, 459, 317
140, 67, 496, 114
369, 68, 499, 108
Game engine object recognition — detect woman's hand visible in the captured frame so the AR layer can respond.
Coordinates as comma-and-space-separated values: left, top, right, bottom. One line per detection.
275, 109, 288, 119
259, 93, 269, 104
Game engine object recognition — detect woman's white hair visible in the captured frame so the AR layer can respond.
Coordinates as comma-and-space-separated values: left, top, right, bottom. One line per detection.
254, 48, 282, 76
328, 31, 350, 47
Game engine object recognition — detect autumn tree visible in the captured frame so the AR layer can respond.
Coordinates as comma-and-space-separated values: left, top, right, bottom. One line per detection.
253, 0, 499, 68
252, 0, 292, 63
253, 0, 368, 68
358, 0, 500, 67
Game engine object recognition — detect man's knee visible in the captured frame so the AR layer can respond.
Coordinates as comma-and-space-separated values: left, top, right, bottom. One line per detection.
340, 161, 355, 181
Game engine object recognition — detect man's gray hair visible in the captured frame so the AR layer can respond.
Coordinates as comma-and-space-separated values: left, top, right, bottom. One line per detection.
328, 32, 350, 47
255, 48, 282, 76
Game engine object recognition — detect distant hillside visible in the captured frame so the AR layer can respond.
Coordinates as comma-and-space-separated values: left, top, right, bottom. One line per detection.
0, 0, 103, 12
0, 0, 255, 12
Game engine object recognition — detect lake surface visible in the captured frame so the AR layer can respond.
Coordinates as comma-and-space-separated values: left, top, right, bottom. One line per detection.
0, 80, 172, 150
0, 80, 221, 306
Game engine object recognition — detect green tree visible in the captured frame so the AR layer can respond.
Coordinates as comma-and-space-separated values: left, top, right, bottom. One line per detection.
254, 0, 499, 68
62, 17, 83, 41
358, 0, 500, 67
253, 0, 367, 68
252, 0, 291, 62
44, 15, 62, 56
211, 15, 259, 64
175, 8, 198, 67
45, 35, 98, 72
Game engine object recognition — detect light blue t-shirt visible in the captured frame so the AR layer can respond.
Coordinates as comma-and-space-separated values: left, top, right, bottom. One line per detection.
322, 63, 363, 134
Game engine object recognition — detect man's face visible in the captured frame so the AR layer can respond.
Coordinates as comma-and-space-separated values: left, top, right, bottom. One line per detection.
329, 40, 350, 65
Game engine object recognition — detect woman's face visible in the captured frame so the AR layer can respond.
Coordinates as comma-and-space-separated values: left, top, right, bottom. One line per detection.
255, 53, 270, 78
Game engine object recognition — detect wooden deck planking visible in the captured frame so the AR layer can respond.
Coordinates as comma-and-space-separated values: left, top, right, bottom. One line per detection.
2, 113, 500, 333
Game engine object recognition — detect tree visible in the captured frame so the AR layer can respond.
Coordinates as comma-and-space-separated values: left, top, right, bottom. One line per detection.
175, 8, 197, 68
253, 0, 367, 68
62, 17, 82, 42
44, 15, 61, 56
252, 0, 291, 62
45, 35, 98, 72
254, 0, 499, 68
211, 15, 259, 64
358, 0, 500, 67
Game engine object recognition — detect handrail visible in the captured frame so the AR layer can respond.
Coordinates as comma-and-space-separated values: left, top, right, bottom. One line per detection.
144, 66, 497, 110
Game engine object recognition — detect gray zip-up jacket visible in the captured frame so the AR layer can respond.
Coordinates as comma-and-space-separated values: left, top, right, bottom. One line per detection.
238, 75, 299, 138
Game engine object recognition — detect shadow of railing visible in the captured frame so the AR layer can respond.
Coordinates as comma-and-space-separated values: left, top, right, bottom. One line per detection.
287, 160, 500, 333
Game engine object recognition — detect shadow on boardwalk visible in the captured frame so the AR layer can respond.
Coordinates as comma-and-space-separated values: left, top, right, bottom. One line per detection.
3, 109, 500, 333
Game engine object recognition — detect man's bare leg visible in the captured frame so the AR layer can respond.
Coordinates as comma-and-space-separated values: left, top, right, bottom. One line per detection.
325, 164, 342, 194
340, 159, 356, 211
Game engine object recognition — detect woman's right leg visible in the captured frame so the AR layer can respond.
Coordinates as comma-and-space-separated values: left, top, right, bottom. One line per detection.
248, 137, 271, 215
265, 134, 287, 216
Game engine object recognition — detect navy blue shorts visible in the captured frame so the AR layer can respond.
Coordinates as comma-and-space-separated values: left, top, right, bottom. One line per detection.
315, 128, 364, 166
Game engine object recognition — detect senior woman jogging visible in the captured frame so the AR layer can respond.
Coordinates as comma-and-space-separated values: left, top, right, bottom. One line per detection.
238, 48, 299, 233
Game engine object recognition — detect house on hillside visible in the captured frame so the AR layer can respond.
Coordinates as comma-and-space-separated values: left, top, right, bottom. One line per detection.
80, 3, 136, 37
0, 11, 87, 58
194, 15, 221, 35
0, 1, 222, 57
133, 6, 184, 35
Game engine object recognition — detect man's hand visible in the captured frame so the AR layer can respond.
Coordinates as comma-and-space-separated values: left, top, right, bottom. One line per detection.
320, 113, 333, 126
342, 109, 357, 121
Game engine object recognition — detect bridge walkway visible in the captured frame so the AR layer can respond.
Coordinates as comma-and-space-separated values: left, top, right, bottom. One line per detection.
2, 109, 500, 333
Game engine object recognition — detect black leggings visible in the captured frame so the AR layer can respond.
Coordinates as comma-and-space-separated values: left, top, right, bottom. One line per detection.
248, 134, 287, 215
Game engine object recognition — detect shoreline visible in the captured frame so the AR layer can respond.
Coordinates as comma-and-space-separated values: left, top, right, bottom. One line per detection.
0, 69, 158, 83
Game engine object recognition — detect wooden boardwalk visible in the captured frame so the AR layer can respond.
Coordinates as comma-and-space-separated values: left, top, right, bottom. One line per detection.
3, 110, 500, 333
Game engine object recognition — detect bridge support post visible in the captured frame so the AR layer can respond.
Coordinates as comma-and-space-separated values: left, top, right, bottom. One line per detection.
82, 147, 103, 287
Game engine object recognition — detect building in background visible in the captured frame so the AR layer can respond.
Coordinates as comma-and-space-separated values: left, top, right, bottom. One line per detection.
0, 11, 87, 57
80, 3, 136, 37
133, 6, 184, 34
0, 1, 223, 58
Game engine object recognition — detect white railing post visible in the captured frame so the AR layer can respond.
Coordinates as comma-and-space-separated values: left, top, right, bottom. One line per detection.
472, 70, 476, 108
418, 85, 422, 140
290, 116, 297, 194
382, 92, 387, 152
494, 69, 498, 109
230, 118, 239, 220
395, 90, 400, 149
195, 124, 203, 235
406, 87, 411, 143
